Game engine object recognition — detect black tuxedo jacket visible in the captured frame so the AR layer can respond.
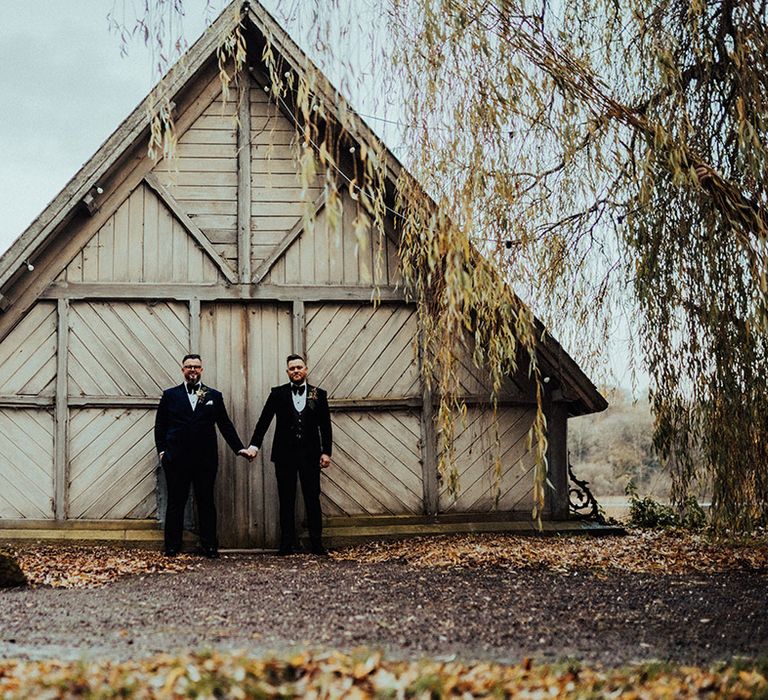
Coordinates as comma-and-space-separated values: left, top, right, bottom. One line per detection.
250, 383, 332, 464
154, 384, 244, 468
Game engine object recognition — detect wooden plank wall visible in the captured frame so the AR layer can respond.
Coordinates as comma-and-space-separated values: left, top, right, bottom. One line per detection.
0, 407, 55, 518
305, 303, 419, 399
323, 410, 423, 516
0, 302, 56, 397
61, 184, 222, 284
0, 301, 57, 518
68, 407, 157, 519
305, 302, 424, 516
64, 301, 190, 520
200, 301, 293, 548
438, 406, 536, 513
454, 331, 529, 399
0, 59, 554, 535
266, 190, 401, 286
67, 301, 188, 397
153, 81, 239, 272
249, 85, 321, 271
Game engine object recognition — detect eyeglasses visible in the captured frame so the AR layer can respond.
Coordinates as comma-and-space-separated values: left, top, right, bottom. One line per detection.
183, 365, 202, 370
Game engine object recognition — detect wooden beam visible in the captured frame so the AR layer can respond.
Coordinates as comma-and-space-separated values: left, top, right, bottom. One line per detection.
252, 191, 326, 284
143, 173, 238, 283
237, 71, 252, 283
292, 300, 305, 356
67, 396, 160, 408
41, 282, 407, 303
435, 394, 538, 407
0, 395, 54, 407
329, 397, 422, 411
545, 401, 570, 519
189, 297, 201, 353
418, 335, 439, 516
0, 519, 160, 531
54, 299, 69, 520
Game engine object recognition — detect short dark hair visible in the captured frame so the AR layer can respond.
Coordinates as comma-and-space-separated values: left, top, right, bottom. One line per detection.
286, 354, 305, 365
182, 354, 202, 364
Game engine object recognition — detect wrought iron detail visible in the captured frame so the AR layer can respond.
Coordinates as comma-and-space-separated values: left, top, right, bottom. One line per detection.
568, 460, 605, 524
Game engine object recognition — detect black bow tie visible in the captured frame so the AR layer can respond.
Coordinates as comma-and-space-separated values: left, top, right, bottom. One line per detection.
187, 383, 200, 394
292, 384, 305, 396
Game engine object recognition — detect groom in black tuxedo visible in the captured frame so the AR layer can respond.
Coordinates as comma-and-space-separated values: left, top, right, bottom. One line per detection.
245, 354, 332, 555
154, 354, 249, 557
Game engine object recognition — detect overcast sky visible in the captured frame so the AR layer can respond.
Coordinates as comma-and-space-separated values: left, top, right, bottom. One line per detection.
0, 0, 229, 255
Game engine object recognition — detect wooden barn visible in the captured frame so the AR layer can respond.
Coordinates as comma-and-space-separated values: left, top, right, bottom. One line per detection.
0, 1, 607, 548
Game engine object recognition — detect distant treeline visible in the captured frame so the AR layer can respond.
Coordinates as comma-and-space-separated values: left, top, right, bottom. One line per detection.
569, 387, 668, 498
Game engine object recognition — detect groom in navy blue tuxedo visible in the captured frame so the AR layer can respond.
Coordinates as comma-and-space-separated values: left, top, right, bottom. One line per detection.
154, 354, 249, 557
245, 354, 332, 555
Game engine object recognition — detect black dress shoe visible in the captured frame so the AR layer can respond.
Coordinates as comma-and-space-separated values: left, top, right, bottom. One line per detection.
204, 548, 219, 559
277, 545, 294, 556
309, 544, 328, 556
164, 548, 179, 557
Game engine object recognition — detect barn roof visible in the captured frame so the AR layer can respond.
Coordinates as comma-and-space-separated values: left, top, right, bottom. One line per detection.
0, 0, 607, 417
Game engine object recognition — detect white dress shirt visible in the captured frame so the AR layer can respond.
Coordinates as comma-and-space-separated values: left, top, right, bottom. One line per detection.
187, 384, 201, 409
292, 382, 307, 412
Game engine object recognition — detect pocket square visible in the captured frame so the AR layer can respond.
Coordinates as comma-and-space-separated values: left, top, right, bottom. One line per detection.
205, 400, 213, 405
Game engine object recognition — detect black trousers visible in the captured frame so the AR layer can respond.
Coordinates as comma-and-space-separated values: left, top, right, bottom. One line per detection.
163, 458, 218, 552
274, 455, 322, 547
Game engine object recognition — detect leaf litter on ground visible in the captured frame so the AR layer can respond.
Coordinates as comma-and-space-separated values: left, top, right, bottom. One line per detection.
2, 533, 767, 697
4, 529, 768, 589
332, 529, 768, 575
6, 545, 199, 589
0, 649, 766, 699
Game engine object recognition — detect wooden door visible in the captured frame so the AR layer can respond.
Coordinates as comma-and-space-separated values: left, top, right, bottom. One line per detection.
0, 302, 57, 519
66, 300, 189, 520
305, 302, 426, 517
200, 302, 293, 547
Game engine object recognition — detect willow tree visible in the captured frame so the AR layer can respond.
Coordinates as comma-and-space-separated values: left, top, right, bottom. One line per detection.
128, 0, 768, 530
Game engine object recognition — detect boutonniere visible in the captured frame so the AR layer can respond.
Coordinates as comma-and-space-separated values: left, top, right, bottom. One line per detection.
195, 386, 208, 401
307, 386, 318, 406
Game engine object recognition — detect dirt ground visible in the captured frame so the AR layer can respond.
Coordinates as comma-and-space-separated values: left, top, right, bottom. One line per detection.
1, 544, 766, 667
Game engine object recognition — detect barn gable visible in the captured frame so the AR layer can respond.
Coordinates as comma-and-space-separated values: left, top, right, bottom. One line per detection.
0, 0, 607, 546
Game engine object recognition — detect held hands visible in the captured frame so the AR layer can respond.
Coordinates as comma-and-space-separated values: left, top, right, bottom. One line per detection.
238, 447, 259, 461
319, 453, 331, 469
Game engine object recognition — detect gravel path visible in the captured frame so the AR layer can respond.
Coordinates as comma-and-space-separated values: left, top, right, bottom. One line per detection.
1, 553, 766, 667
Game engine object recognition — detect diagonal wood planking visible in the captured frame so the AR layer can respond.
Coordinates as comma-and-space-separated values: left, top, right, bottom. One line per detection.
68, 301, 189, 397
0, 302, 57, 396
439, 406, 536, 513
0, 408, 55, 518
306, 303, 419, 399
454, 331, 529, 399
321, 411, 422, 516
68, 408, 157, 519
